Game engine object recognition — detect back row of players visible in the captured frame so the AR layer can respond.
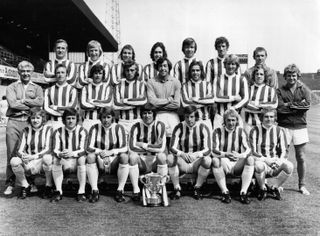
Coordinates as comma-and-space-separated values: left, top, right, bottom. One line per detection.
4, 36, 311, 205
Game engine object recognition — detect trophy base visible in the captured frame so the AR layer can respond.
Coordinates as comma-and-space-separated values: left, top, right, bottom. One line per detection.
146, 197, 162, 207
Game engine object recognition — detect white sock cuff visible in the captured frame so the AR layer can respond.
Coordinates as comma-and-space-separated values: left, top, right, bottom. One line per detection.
129, 164, 138, 169
119, 163, 129, 168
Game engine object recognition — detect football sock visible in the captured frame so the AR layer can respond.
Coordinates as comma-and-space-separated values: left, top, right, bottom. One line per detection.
274, 171, 292, 188
195, 166, 210, 188
255, 171, 266, 190
117, 164, 129, 191
12, 164, 29, 188
77, 165, 86, 194
86, 163, 98, 191
212, 167, 228, 193
157, 164, 168, 176
129, 164, 140, 193
240, 165, 254, 194
52, 164, 63, 194
42, 163, 53, 187
168, 165, 180, 190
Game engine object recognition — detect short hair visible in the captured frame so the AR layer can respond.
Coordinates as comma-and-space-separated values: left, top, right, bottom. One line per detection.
223, 54, 240, 70
155, 58, 173, 72
252, 66, 268, 84
54, 63, 67, 75
253, 47, 267, 58
214, 37, 229, 50
182, 37, 197, 53
62, 108, 80, 125
54, 39, 68, 51
89, 64, 105, 79
99, 107, 116, 121
188, 60, 205, 80
223, 109, 240, 127
283, 64, 302, 79
120, 44, 135, 61
260, 107, 277, 122
184, 105, 199, 120
17, 61, 34, 72
28, 107, 47, 125
86, 40, 103, 57
150, 42, 167, 61
140, 103, 157, 119
123, 59, 139, 78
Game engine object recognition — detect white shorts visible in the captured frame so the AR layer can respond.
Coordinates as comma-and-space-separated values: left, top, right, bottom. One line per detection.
61, 158, 77, 172
138, 153, 157, 173
179, 156, 203, 174
118, 119, 141, 136
156, 112, 179, 137
97, 155, 118, 174
23, 158, 43, 175
283, 128, 309, 146
82, 119, 100, 132
259, 158, 288, 177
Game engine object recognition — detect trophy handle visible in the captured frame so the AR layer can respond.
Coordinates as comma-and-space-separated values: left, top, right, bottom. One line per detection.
162, 184, 169, 207
161, 175, 170, 184
139, 175, 147, 185
142, 187, 147, 206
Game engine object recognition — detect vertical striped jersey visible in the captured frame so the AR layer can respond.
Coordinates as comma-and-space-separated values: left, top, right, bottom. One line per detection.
17, 125, 52, 158
129, 120, 166, 153
170, 121, 211, 157
143, 63, 158, 81
213, 73, 249, 115
173, 57, 197, 84
78, 60, 110, 87
87, 123, 127, 155
110, 62, 144, 85
243, 84, 278, 126
212, 126, 251, 157
114, 79, 147, 120
249, 124, 286, 159
181, 79, 214, 120
53, 125, 87, 158
80, 82, 113, 120
44, 83, 77, 121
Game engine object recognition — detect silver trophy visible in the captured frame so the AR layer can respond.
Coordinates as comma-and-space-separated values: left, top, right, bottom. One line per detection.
139, 172, 170, 207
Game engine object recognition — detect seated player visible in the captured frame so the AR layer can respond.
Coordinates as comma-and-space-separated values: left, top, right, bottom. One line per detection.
174, 37, 198, 84
144, 42, 168, 81
10, 107, 53, 199
128, 104, 167, 201
249, 107, 293, 200
242, 67, 278, 134
51, 108, 88, 202
78, 40, 110, 88
181, 60, 215, 131
43, 39, 77, 87
212, 109, 254, 204
168, 106, 211, 200
114, 59, 147, 135
44, 64, 77, 130
80, 64, 113, 131
87, 107, 128, 203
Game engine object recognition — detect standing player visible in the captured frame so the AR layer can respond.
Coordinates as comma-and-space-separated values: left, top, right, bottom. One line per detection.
168, 106, 211, 200
51, 108, 88, 202
243, 47, 278, 88
181, 60, 215, 130
212, 54, 249, 129
174, 37, 198, 84
277, 64, 311, 195
211, 109, 254, 204
114, 60, 147, 135
80, 64, 113, 131
147, 58, 181, 143
4, 61, 43, 195
86, 107, 128, 203
110, 44, 143, 85
78, 40, 110, 88
10, 107, 53, 199
43, 39, 77, 87
242, 67, 278, 134
44, 64, 77, 130
144, 42, 168, 81
128, 104, 167, 201
250, 108, 293, 200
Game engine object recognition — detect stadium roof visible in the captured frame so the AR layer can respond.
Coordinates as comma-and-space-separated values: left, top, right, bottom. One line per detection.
0, 0, 118, 60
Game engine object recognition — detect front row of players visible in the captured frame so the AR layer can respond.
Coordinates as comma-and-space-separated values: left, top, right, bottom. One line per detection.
11, 105, 293, 204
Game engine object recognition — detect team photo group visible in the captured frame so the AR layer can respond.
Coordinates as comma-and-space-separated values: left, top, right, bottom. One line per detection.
3, 36, 311, 206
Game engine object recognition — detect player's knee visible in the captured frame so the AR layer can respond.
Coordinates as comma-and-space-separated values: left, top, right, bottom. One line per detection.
212, 157, 221, 168
86, 153, 97, 164
201, 156, 212, 169
42, 154, 53, 166
119, 153, 129, 164
254, 160, 265, 173
282, 160, 294, 174
129, 152, 139, 165
246, 156, 255, 166
10, 157, 22, 167
156, 153, 167, 165
77, 156, 86, 166
167, 154, 176, 167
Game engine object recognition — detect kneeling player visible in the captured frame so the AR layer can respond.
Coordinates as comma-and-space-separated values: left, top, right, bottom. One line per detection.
212, 109, 254, 204
10, 107, 53, 199
51, 108, 88, 202
86, 107, 128, 203
249, 107, 293, 200
168, 106, 212, 200
128, 105, 168, 202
